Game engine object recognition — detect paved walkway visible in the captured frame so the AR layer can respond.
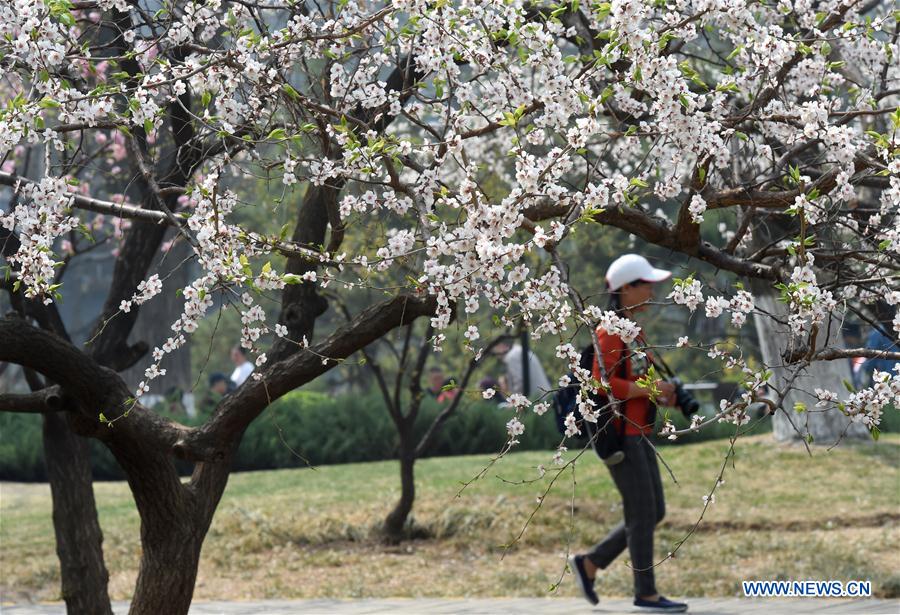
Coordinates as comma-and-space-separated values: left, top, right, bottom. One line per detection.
2, 598, 898, 614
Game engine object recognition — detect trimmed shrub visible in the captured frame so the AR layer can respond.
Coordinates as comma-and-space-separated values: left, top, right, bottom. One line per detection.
2, 392, 891, 481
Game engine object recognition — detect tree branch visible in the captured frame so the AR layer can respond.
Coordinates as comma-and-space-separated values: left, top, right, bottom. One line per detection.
812, 348, 900, 362
183, 293, 438, 463
523, 201, 780, 281
0, 386, 64, 413
0, 171, 169, 224
0, 315, 195, 454
414, 335, 510, 458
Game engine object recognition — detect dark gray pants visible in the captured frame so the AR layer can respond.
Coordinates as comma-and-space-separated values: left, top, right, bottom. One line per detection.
586, 435, 665, 597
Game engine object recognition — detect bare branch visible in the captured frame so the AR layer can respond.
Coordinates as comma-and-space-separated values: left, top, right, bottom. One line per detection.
813, 347, 900, 362
0, 171, 169, 224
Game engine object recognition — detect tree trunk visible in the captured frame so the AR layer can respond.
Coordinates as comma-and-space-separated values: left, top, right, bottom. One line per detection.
383, 448, 416, 542
107, 439, 230, 615
751, 288, 869, 443
43, 411, 113, 615
120, 235, 194, 415
129, 522, 205, 615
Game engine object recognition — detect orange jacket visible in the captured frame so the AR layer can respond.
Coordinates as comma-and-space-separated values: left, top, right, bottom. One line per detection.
592, 326, 654, 436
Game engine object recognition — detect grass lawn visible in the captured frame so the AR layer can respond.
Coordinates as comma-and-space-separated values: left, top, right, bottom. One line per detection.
2, 434, 899, 603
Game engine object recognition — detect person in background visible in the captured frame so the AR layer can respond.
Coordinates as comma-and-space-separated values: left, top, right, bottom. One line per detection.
569, 253, 688, 613
860, 322, 899, 388
492, 340, 552, 399
427, 366, 457, 403
230, 345, 254, 387
200, 373, 232, 416
210, 372, 232, 396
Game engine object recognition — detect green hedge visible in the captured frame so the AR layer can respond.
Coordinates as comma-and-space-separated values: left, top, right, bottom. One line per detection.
0, 392, 559, 480
231, 391, 561, 470
2, 391, 891, 482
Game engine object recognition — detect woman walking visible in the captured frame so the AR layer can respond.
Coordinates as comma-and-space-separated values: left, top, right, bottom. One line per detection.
570, 253, 689, 613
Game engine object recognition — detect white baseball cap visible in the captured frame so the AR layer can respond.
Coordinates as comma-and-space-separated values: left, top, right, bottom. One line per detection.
605, 254, 672, 291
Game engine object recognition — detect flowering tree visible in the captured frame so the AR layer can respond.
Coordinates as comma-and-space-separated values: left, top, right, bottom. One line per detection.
1, 0, 899, 612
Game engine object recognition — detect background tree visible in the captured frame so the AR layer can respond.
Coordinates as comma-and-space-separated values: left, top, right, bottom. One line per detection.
351, 317, 512, 541
1, 1, 899, 614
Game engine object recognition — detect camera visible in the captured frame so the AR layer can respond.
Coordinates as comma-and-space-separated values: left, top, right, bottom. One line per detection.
671, 377, 700, 415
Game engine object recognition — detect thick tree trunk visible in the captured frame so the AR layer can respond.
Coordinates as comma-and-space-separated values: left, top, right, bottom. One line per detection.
751, 289, 869, 443
383, 448, 416, 541
43, 411, 113, 615
107, 439, 230, 615
120, 235, 194, 415
129, 523, 205, 615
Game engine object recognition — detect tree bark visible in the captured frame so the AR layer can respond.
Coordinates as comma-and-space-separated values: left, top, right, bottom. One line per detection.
43, 410, 113, 615
107, 438, 230, 615
129, 519, 205, 615
269, 183, 336, 364
383, 445, 416, 542
751, 288, 869, 443
120, 234, 194, 414
2, 246, 113, 615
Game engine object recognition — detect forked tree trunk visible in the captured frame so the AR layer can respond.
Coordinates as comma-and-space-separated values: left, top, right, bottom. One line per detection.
383, 446, 416, 541
43, 411, 113, 615
109, 441, 231, 615
751, 288, 869, 443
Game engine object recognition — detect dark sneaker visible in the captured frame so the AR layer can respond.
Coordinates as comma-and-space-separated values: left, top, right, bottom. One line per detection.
633, 595, 688, 612
569, 554, 599, 606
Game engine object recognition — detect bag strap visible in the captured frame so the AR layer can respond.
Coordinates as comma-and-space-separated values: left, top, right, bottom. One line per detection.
613, 335, 628, 436
592, 329, 628, 418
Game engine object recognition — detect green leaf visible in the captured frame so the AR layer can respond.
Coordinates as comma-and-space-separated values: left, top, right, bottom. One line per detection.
283, 273, 302, 285
716, 81, 740, 93
599, 85, 614, 103
239, 254, 252, 278
629, 177, 648, 188
266, 128, 287, 141
793, 401, 806, 413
